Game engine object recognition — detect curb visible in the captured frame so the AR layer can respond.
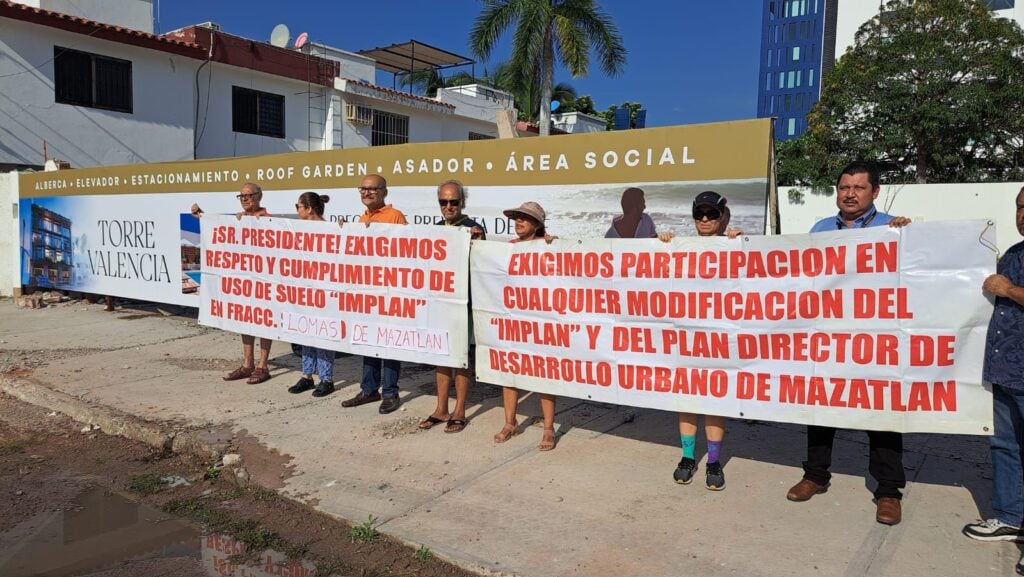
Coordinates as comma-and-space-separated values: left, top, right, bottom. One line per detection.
0, 375, 501, 576
0, 376, 226, 460
0, 375, 507, 576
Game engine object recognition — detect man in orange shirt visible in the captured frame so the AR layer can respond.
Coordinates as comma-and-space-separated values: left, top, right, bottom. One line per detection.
341, 174, 407, 414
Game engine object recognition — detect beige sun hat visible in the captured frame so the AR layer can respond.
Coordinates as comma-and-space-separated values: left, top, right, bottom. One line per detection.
502, 201, 546, 224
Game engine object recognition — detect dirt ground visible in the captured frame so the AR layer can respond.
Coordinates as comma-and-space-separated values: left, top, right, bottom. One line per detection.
0, 393, 481, 577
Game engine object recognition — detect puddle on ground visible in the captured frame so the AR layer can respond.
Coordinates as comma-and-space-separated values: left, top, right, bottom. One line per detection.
0, 485, 337, 577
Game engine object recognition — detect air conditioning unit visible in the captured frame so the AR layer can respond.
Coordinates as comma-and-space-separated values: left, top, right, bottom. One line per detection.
345, 103, 373, 125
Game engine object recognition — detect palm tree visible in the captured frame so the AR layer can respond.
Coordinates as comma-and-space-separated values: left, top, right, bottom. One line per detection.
478, 60, 575, 121
470, 0, 626, 135
397, 69, 481, 97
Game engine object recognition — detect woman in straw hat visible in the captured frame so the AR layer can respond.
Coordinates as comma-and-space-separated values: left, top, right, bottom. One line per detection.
493, 201, 558, 451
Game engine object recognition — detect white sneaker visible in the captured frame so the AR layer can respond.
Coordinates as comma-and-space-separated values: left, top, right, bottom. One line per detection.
963, 519, 1024, 542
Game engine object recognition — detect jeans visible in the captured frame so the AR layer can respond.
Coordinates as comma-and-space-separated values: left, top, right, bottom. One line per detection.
803, 425, 905, 499
361, 356, 401, 398
992, 384, 1024, 526
301, 346, 335, 382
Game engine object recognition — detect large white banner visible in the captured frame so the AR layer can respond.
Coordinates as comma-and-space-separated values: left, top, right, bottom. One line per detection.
472, 221, 995, 434
19, 119, 773, 306
198, 216, 470, 368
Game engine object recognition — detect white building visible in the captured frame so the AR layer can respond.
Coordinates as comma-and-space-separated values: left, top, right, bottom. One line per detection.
552, 111, 608, 134
833, 0, 1024, 60
0, 0, 514, 170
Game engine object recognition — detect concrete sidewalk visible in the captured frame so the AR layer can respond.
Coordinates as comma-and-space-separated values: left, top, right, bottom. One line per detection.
0, 299, 1016, 576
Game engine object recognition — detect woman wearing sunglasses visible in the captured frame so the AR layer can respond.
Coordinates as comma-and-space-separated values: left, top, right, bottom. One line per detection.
287, 191, 337, 398
673, 190, 741, 490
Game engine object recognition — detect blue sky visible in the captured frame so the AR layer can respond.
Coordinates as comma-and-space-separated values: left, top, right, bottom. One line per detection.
156, 1, 763, 128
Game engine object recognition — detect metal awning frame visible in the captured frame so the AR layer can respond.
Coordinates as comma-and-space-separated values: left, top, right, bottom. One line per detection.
356, 39, 476, 83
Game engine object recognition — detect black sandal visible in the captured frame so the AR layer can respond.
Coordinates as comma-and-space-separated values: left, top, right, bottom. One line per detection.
418, 415, 446, 430
444, 419, 467, 434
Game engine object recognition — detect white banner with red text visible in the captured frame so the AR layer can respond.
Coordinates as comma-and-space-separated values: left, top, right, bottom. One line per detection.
198, 215, 470, 368
471, 221, 995, 434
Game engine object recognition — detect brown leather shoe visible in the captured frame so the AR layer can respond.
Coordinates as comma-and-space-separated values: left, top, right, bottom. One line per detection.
875, 497, 902, 525
341, 391, 381, 408
786, 478, 829, 502
378, 396, 402, 414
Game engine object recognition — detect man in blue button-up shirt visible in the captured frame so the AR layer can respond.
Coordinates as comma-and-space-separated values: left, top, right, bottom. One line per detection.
964, 187, 1024, 548
787, 161, 911, 526
808, 161, 911, 232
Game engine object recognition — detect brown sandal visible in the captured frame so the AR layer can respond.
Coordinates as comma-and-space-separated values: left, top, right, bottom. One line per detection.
223, 366, 254, 381
538, 429, 557, 452
246, 367, 271, 384
493, 422, 519, 443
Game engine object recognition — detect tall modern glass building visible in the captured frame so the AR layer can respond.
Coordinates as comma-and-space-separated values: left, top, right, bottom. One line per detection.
757, 0, 838, 142
759, 0, 1021, 142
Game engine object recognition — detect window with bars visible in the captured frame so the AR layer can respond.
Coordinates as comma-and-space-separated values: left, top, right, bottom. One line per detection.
372, 110, 409, 146
232, 86, 285, 138
54, 47, 132, 113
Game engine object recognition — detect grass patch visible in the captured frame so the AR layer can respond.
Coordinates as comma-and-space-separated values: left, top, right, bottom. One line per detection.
349, 515, 379, 543
204, 466, 221, 480
164, 497, 232, 532
314, 560, 345, 577
231, 519, 276, 550
414, 544, 432, 561
165, 498, 306, 560
127, 473, 167, 496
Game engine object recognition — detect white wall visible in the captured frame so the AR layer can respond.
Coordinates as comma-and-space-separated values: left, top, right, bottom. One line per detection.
334, 93, 499, 147
437, 86, 512, 125
777, 182, 1024, 255
833, 0, 878, 62
336, 95, 372, 148
17, 0, 153, 33
312, 44, 376, 84
552, 111, 607, 134
194, 64, 321, 158
0, 171, 18, 296
0, 19, 196, 168
835, 1, 1024, 62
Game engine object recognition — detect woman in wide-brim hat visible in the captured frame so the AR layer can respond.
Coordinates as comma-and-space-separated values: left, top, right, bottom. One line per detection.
493, 201, 558, 451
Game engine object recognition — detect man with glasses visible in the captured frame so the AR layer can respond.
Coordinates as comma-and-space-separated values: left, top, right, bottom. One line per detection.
190, 182, 274, 384
418, 180, 484, 433
341, 174, 408, 414
787, 161, 911, 525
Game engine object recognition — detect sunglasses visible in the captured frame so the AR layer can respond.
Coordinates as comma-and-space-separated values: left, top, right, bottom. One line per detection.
358, 186, 384, 195
295, 204, 306, 210
693, 208, 722, 221
438, 199, 461, 207
237, 193, 259, 200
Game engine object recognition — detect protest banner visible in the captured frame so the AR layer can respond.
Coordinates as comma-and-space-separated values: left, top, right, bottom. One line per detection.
17, 119, 773, 306
197, 215, 470, 367
472, 221, 994, 434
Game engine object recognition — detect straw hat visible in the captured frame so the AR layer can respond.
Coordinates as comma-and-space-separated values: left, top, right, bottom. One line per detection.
502, 201, 546, 224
